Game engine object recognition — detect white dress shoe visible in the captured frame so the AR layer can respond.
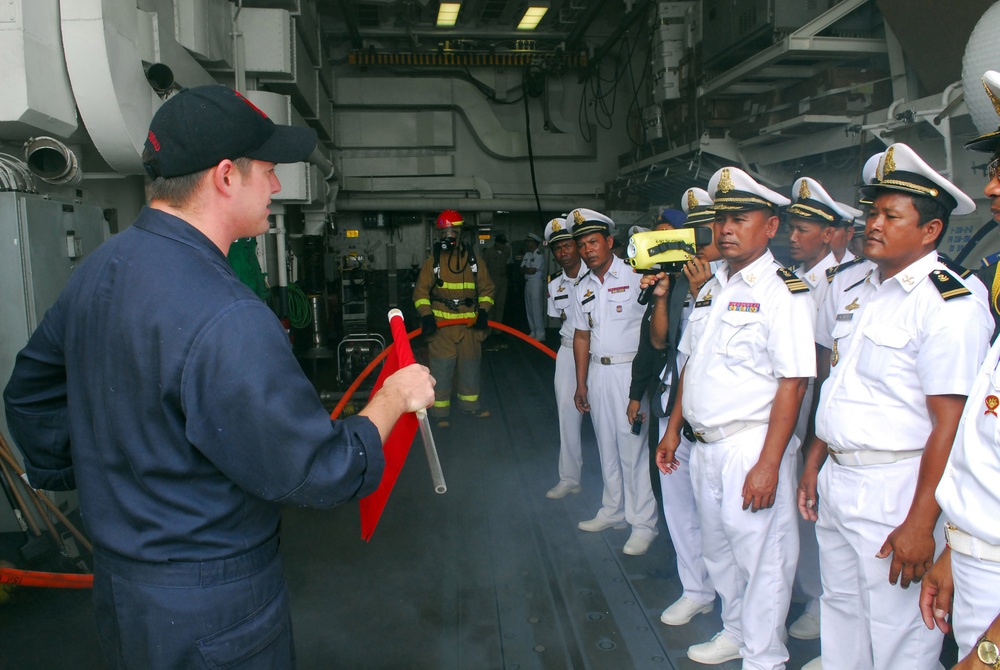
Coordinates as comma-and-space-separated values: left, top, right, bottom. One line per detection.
545, 481, 581, 499
622, 530, 656, 556
659, 596, 714, 625
687, 631, 742, 664
801, 657, 823, 670
788, 610, 821, 640
577, 517, 627, 532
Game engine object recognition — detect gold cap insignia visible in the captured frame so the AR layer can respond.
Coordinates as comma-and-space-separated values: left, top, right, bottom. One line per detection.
883, 146, 896, 176
799, 180, 811, 200
551, 220, 562, 232
719, 168, 734, 193
573, 210, 585, 225
687, 190, 699, 210
985, 79, 1000, 118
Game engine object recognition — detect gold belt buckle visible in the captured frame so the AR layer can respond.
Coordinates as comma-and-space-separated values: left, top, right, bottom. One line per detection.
600, 356, 612, 365
693, 430, 706, 444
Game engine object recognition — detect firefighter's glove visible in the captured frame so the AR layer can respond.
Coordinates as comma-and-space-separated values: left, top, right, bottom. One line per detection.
421, 314, 438, 337
472, 309, 489, 330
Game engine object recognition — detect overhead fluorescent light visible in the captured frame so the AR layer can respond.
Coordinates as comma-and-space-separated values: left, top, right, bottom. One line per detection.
517, 4, 549, 30
437, 2, 461, 27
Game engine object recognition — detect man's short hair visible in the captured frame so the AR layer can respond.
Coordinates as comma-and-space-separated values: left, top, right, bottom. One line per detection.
143, 150, 253, 207
909, 193, 950, 248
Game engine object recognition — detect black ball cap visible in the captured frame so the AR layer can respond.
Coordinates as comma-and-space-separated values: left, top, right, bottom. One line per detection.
143, 85, 318, 179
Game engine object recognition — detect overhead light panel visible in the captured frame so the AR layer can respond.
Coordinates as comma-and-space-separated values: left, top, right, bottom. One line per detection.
437, 2, 461, 27
517, 4, 549, 30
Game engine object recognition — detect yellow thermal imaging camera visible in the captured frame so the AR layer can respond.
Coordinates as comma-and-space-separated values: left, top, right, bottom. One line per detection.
626, 227, 714, 274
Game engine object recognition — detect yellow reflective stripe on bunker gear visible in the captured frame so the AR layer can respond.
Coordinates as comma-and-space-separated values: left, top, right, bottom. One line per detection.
434, 400, 451, 408
478, 296, 494, 305
432, 309, 477, 320
414, 298, 431, 308
439, 281, 477, 290
457, 394, 478, 402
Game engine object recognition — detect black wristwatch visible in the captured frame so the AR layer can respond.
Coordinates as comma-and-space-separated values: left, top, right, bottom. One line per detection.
977, 633, 1000, 669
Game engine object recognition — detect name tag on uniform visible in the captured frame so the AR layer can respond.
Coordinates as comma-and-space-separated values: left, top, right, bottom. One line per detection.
554, 294, 568, 302
695, 299, 712, 308
727, 301, 760, 312
836, 313, 853, 322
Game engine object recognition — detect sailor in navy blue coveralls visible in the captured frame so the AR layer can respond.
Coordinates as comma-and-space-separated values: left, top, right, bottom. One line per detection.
3, 86, 435, 669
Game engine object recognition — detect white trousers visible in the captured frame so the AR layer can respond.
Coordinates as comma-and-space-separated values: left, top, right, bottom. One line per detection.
792, 381, 822, 615
950, 545, 1000, 657
525, 280, 545, 335
816, 458, 945, 670
657, 418, 714, 604
554, 344, 583, 486
689, 425, 799, 670
587, 362, 658, 535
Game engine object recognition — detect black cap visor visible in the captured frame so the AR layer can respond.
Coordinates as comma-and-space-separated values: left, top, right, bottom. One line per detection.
965, 128, 1000, 154
245, 124, 318, 165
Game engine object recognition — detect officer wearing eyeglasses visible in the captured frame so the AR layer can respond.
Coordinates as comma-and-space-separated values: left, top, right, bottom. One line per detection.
921, 69, 1000, 670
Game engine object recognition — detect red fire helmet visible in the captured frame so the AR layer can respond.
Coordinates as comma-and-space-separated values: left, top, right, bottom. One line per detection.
436, 209, 464, 229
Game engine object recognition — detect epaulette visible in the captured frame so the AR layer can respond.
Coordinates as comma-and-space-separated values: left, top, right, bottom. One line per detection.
929, 269, 971, 301
573, 269, 592, 286
982, 250, 1000, 268
548, 269, 563, 283
938, 255, 973, 280
777, 267, 810, 293
826, 256, 866, 283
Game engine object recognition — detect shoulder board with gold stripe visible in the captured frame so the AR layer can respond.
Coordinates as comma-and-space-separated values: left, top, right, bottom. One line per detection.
548, 269, 563, 283
826, 256, 866, 284
929, 269, 971, 301
573, 269, 592, 286
982, 250, 1000, 268
777, 267, 810, 294
938, 256, 972, 280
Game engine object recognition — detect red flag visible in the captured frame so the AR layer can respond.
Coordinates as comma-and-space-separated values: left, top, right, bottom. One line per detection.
358, 311, 420, 541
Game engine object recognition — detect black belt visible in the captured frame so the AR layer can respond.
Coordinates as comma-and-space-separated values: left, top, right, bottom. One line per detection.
433, 297, 475, 310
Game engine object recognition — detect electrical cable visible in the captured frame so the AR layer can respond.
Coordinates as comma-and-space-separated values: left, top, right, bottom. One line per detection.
286, 283, 313, 329
523, 75, 544, 222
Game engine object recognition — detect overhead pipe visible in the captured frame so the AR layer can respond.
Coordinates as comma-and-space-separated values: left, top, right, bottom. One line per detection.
334, 197, 604, 211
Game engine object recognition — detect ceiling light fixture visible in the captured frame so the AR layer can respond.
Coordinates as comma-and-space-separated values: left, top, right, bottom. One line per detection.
517, 3, 549, 30
437, 1, 461, 27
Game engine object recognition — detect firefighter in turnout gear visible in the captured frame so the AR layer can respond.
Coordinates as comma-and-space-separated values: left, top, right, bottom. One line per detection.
413, 210, 496, 427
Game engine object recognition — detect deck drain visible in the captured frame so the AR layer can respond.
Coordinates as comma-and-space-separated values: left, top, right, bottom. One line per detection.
586, 611, 605, 621
596, 638, 617, 651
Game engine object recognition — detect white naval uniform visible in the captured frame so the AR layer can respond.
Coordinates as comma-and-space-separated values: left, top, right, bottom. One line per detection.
548, 267, 585, 488
814, 250, 992, 670
794, 251, 839, 313
790, 251, 840, 621
679, 249, 816, 670
655, 267, 720, 608
573, 255, 658, 537
936, 335, 1000, 656
521, 248, 547, 337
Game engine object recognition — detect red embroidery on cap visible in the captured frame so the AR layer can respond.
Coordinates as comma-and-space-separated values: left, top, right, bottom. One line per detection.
234, 91, 268, 119
147, 130, 160, 151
